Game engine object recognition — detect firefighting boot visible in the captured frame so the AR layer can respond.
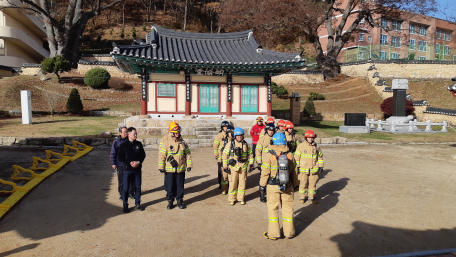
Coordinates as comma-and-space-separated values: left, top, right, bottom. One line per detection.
222, 191, 227, 195
177, 199, 186, 209
310, 198, 318, 204
240, 201, 246, 205
167, 200, 174, 210
263, 232, 277, 240
300, 197, 307, 204
229, 201, 235, 206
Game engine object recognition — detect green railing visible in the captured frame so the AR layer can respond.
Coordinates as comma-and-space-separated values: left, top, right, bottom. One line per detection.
338, 43, 456, 63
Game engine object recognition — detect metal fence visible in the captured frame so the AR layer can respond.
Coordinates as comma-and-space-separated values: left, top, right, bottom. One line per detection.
338, 43, 456, 63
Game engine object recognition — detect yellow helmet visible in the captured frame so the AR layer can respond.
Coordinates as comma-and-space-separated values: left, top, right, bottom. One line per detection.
168, 121, 179, 130
169, 125, 182, 133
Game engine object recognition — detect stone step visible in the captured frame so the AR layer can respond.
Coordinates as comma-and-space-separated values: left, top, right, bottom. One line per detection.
197, 139, 213, 144
198, 143, 213, 147
197, 135, 214, 140
196, 131, 219, 136
195, 127, 218, 132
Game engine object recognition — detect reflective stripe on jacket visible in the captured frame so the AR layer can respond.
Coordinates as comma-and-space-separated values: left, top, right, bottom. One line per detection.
221, 139, 254, 170
255, 133, 273, 164
158, 138, 193, 173
259, 145, 298, 188
213, 131, 226, 158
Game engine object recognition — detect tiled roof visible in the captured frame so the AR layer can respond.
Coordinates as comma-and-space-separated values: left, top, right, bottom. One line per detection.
111, 25, 305, 67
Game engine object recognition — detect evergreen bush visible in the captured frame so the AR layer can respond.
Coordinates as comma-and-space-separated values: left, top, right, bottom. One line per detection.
120, 28, 125, 39
303, 97, 316, 116
309, 91, 325, 100
276, 86, 288, 97
143, 22, 146, 31
132, 27, 137, 39
66, 88, 83, 114
41, 55, 71, 81
271, 82, 279, 94
84, 68, 111, 89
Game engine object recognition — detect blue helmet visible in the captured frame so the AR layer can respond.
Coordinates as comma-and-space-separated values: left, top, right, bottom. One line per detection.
234, 127, 244, 136
272, 132, 286, 145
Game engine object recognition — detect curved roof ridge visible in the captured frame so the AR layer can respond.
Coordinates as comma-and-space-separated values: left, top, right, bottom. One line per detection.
152, 25, 252, 40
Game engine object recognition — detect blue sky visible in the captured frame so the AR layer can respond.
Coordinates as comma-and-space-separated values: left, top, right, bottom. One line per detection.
430, 0, 454, 20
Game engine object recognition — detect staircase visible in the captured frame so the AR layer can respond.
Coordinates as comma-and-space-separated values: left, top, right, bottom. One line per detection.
195, 122, 220, 147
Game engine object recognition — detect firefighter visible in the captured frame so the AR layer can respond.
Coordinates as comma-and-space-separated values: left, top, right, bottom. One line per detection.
213, 121, 230, 189
222, 127, 254, 205
284, 121, 298, 153
250, 116, 265, 160
255, 123, 275, 203
158, 124, 193, 210
276, 120, 286, 133
294, 130, 324, 204
259, 117, 275, 138
260, 133, 298, 240
217, 126, 235, 194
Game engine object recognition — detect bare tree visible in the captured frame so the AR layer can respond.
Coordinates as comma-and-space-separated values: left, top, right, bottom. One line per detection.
139, 0, 155, 22
1, 0, 124, 67
220, 0, 437, 76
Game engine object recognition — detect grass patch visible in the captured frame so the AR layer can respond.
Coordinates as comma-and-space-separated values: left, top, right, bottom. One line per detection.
295, 120, 456, 143
0, 115, 122, 137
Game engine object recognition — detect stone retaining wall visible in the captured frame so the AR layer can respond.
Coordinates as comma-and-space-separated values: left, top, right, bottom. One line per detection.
272, 71, 325, 85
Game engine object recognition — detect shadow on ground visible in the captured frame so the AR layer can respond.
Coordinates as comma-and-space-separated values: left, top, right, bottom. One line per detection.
0, 243, 40, 257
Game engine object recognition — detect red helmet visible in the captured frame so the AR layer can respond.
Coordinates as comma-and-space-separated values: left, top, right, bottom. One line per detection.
266, 117, 275, 124
277, 120, 285, 127
285, 121, 294, 129
304, 130, 316, 138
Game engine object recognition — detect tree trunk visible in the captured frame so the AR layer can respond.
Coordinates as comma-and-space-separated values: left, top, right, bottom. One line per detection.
147, 5, 151, 22
122, 5, 125, 29
316, 55, 340, 78
183, 0, 188, 31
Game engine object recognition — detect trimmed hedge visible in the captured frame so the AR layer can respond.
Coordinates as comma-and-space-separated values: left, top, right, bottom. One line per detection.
84, 68, 111, 89
66, 88, 83, 114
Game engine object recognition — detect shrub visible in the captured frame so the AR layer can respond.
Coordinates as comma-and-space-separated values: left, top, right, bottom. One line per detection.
120, 28, 125, 39
84, 68, 111, 89
143, 22, 146, 31
110, 28, 113, 35
271, 82, 279, 94
309, 91, 325, 100
66, 88, 83, 114
132, 27, 137, 39
408, 53, 416, 60
303, 97, 316, 116
276, 86, 288, 97
108, 77, 133, 90
41, 55, 71, 81
4, 83, 36, 109
380, 97, 415, 119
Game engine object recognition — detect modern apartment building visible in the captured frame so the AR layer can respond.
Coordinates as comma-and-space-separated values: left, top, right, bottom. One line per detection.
0, 2, 49, 68
318, 0, 456, 62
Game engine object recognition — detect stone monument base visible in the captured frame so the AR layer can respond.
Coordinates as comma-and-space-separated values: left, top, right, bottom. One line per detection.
339, 126, 370, 134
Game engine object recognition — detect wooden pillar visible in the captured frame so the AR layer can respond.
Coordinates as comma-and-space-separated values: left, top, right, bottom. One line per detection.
266, 74, 272, 116
185, 73, 191, 116
140, 69, 147, 115
227, 73, 233, 117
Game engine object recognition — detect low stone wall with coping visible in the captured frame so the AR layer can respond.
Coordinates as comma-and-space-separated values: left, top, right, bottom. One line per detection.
272, 70, 325, 85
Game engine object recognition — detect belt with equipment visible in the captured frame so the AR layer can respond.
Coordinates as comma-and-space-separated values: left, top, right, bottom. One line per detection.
268, 177, 279, 185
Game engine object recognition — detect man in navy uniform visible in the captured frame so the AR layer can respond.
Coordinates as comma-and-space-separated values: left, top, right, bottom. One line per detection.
118, 127, 146, 213
110, 126, 136, 200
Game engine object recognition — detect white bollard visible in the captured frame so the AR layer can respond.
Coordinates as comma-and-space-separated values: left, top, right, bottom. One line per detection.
442, 121, 448, 132
21, 90, 32, 124
408, 121, 414, 132
425, 120, 431, 132
377, 120, 383, 131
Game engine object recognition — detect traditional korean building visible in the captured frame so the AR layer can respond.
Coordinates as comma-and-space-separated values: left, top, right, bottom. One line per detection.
111, 25, 305, 118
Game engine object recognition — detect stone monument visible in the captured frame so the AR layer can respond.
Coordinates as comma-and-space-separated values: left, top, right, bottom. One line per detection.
339, 113, 370, 133
289, 92, 302, 125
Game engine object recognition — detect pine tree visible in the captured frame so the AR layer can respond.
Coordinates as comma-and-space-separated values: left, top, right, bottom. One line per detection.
120, 28, 125, 39
66, 88, 83, 114
142, 22, 146, 32
132, 27, 137, 39
303, 97, 316, 117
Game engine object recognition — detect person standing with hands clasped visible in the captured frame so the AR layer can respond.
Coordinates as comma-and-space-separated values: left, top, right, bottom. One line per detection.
213, 121, 230, 190
260, 133, 298, 240
158, 124, 193, 210
118, 127, 146, 213
217, 126, 235, 194
222, 128, 254, 206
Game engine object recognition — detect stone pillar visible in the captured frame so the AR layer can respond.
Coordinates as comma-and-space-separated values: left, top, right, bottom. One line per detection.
289, 92, 302, 125
392, 79, 409, 117
140, 69, 148, 115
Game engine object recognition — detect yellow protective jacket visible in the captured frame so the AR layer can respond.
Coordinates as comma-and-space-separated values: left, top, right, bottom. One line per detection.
259, 128, 266, 138
222, 139, 254, 170
285, 131, 298, 152
218, 136, 232, 162
158, 138, 193, 173
255, 133, 273, 164
260, 145, 299, 188
159, 134, 172, 148
213, 131, 226, 159
294, 141, 324, 173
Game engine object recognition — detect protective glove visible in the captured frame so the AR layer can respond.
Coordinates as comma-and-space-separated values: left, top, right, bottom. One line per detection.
159, 169, 165, 173
259, 186, 266, 195
187, 168, 191, 172
318, 167, 323, 173
248, 164, 254, 173
223, 168, 231, 174
257, 163, 262, 171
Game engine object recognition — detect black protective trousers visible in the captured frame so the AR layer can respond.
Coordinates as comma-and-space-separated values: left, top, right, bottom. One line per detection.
164, 172, 186, 201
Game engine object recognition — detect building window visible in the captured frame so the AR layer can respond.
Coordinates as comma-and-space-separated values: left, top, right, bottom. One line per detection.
443, 31, 451, 41
392, 20, 402, 31
381, 18, 388, 30
380, 34, 388, 45
0, 39, 4, 56
392, 36, 401, 48
200, 84, 219, 113
419, 26, 427, 36
157, 83, 176, 97
444, 45, 450, 56
241, 85, 258, 112
409, 39, 415, 50
409, 24, 415, 34
418, 56, 426, 60
359, 33, 364, 42
436, 30, 442, 39
418, 41, 427, 52
435, 44, 440, 55
391, 53, 401, 59
380, 51, 387, 60
358, 51, 364, 60
368, 36, 372, 42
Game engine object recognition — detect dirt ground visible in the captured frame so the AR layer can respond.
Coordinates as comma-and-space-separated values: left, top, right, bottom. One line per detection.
0, 145, 456, 257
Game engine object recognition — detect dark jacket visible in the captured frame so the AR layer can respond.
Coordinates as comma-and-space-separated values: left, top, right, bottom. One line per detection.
118, 140, 146, 172
110, 135, 127, 166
